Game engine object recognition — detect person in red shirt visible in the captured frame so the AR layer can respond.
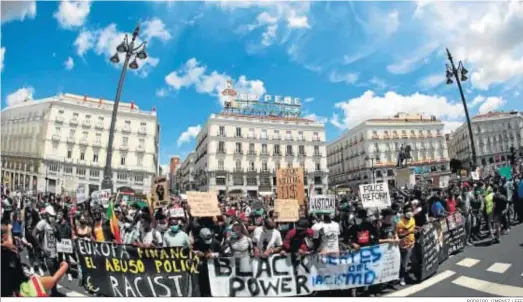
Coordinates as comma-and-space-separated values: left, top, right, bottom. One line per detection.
281, 218, 314, 254
446, 194, 457, 214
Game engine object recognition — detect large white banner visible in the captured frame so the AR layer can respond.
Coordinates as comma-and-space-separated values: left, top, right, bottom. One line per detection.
309, 243, 400, 291
207, 254, 312, 297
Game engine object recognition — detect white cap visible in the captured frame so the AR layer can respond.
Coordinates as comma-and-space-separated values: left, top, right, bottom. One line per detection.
45, 205, 56, 216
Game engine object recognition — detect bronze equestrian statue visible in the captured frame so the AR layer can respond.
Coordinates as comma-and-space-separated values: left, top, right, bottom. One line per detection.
396, 144, 412, 168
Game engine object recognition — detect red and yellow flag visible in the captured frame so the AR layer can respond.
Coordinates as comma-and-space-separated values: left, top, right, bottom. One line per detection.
107, 196, 121, 243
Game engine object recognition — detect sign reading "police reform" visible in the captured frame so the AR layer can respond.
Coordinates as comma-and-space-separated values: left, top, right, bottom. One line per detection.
358, 183, 391, 209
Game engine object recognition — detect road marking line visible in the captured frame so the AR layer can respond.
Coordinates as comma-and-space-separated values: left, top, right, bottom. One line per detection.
57, 284, 86, 297
456, 258, 480, 268
452, 276, 523, 297
486, 262, 511, 274
385, 270, 456, 297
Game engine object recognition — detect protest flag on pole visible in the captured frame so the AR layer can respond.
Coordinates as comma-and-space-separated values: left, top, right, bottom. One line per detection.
107, 193, 121, 243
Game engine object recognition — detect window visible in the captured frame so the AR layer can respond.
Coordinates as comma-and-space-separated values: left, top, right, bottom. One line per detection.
299, 145, 305, 155
286, 131, 292, 140
261, 129, 267, 139
286, 145, 293, 155
90, 169, 100, 178
287, 163, 292, 168
58, 110, 64, 115
134, 175, 144, 183
85, 114, 91, 121
298, 131, 304, 140
249, 161, 255, 171
64, 166, 72, 174
274, 130, 280, 139
120, 156, 126, 165
80, 152, 85, 161
82, 131, 88, 139
125, 120, 131, 127
93, 153, 99, 162
98, 116, 104, 122
235, 142, 242, 153
218, 160, 224, 170
262, 161, 268, 171
316, 163, 321, 171
137, 156, 143, 166
67, 150, 72, 159
249, 143, 255, 153
219, 126, 225, 136
314, 145, 320, 155
55, 127, 61, 135
274, 144, 281, 155
235, 160, 241, 170
117, 173, 128, 181
300, 162, 305, 168
218, 141, 225, 152
69, 129, 75, 137
262, 144, 267, 154
236, 127, 242, 137
77, 168, 86, 176
96, 133, 101, 143
313, 132, 319, 141
276, 162, 281, 170
139, 138, 145, 147
122, 137, 129, 145
248, 128, 254, 138
73, 113, 79, 119
216, 177, 226, 185
247, 177, 257, 186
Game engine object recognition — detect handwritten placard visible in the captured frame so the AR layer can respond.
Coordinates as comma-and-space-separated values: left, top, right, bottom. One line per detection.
187, 191, 221, 217
276, 168, 305, 205
358, 183, 391, 209
274, 199, 299, 222
57, 239, 73, 254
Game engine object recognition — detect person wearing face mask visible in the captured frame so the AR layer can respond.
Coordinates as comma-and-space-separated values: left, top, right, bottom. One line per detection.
92, 208, 114, 243
137, 213, 163, 248
346, 208, 379, 251
55, 209, 73, 281
155, 213, 169, 235
253, 218, 283, 257
163, 216, 190, 248
32, 206, 63, 296
222, 222, 252, 258
312, 214, 340, 255
396, 205, 416, 286
121, 220, 140, 245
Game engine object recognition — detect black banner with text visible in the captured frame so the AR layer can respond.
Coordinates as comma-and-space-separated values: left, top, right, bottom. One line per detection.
75, 239, 201, 297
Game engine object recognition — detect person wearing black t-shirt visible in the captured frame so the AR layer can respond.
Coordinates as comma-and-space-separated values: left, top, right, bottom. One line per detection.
193, 228, 222, 297
346, 208, 379, 249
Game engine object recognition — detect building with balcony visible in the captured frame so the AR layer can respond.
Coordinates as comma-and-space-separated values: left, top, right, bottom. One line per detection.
168, 156, 181, 192
179, 152, 196, 192
327, 113, 451, 190
185, 112, 328, 197
448, 111, 523, 169
1, 93, 159, 195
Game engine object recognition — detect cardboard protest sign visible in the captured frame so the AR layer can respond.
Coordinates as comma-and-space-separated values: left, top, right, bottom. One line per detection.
187, 191, 221, 217
358, 183, 391, 209
395, 168, 414, 189
57, 239, 73, 254
308, 195, 335, 214
274, 199, 299, 222
76, 186, 86, 203
91, 189, 111, 207
75, 239, 201, 297
152, 176, 169, 208
276, 168, 305, 205
208, 255, 311, 297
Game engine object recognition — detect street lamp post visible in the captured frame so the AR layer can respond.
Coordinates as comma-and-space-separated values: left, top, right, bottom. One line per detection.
101, 23, 148, 192
445, 48, 477, 170
365, 155, 379, 184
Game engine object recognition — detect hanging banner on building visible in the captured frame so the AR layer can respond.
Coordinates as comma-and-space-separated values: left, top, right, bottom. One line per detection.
309, 244, 400, 291
74, 239, 201, 297
207, 255, 312, 297
358, 183, 391, 209
308, 195, 336, 214
276, 168, 305, 205
152, 176, 169, 208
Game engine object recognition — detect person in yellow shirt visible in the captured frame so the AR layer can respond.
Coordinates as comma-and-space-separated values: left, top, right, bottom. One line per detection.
395, 205, 416, 286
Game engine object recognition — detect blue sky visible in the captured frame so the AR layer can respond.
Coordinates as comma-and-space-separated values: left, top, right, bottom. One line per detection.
2, 1, 523, 169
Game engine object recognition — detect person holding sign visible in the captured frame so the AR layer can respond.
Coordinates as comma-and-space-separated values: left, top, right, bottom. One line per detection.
253, 218, 283, 257
395, 205, 416, 286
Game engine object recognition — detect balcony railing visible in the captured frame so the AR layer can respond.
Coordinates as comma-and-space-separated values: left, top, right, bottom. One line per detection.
93, 140, 102, 147
122, 126, 132, 133
82, 120, 91, 128
66, 137, 75, 144
233, 168, 244, 173
247, 151, 257, 156
298, 152, 306, 157
234, 150, 243, 155
285, 152, 294, 156
79, 138, 88, 145
52, 134, 61, 141
314, 152, 322, 157
69, 118, 78, 126
273, 151, 282, 156
260, 151, 270, 156
120, 144, 129, 150
136, 145, 145, 152
95, 122, 104, 130
55, 116, 64, 123
272, 135, 281, 140
217, 149, 226, 154
138, 127, 147, 135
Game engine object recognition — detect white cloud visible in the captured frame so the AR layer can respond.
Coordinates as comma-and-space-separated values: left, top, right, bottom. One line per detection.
261, 24, 278, 46
332, 90, 465, 129
156, 88, 168, 97
177, 125, 202, 147
303, 97, 314, 103
387, 42, 438, 74
303, 113, 327, 124
6, 87, 34, 107
164, 58, 266, 105
443, 121, 463, 134
418, 74, 445, 90
1, 0, 36, 24
0, 47, 5, 72
469, 95, 486, 108
478, 96, 506, 114
392, 1, 523, 90
64, 57, 74, 70
329, 71, 359, 85
73, 23, 163, 77
369, 77, 388, 90
330, 113, 345, 130
287, 14, 310, 29
142, 18, 172, 43
53, 0, 90, 29
74, 30, 95, 56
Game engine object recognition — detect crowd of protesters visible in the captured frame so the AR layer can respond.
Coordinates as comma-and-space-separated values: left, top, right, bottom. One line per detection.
1, 168, 523, 297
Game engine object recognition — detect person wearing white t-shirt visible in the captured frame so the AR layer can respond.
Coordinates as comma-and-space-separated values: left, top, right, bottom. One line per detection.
312, 214, 340, 254
253, 218, 283, 257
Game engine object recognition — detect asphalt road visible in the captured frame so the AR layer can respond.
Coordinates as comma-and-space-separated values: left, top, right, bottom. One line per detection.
29, 221, 523, 297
